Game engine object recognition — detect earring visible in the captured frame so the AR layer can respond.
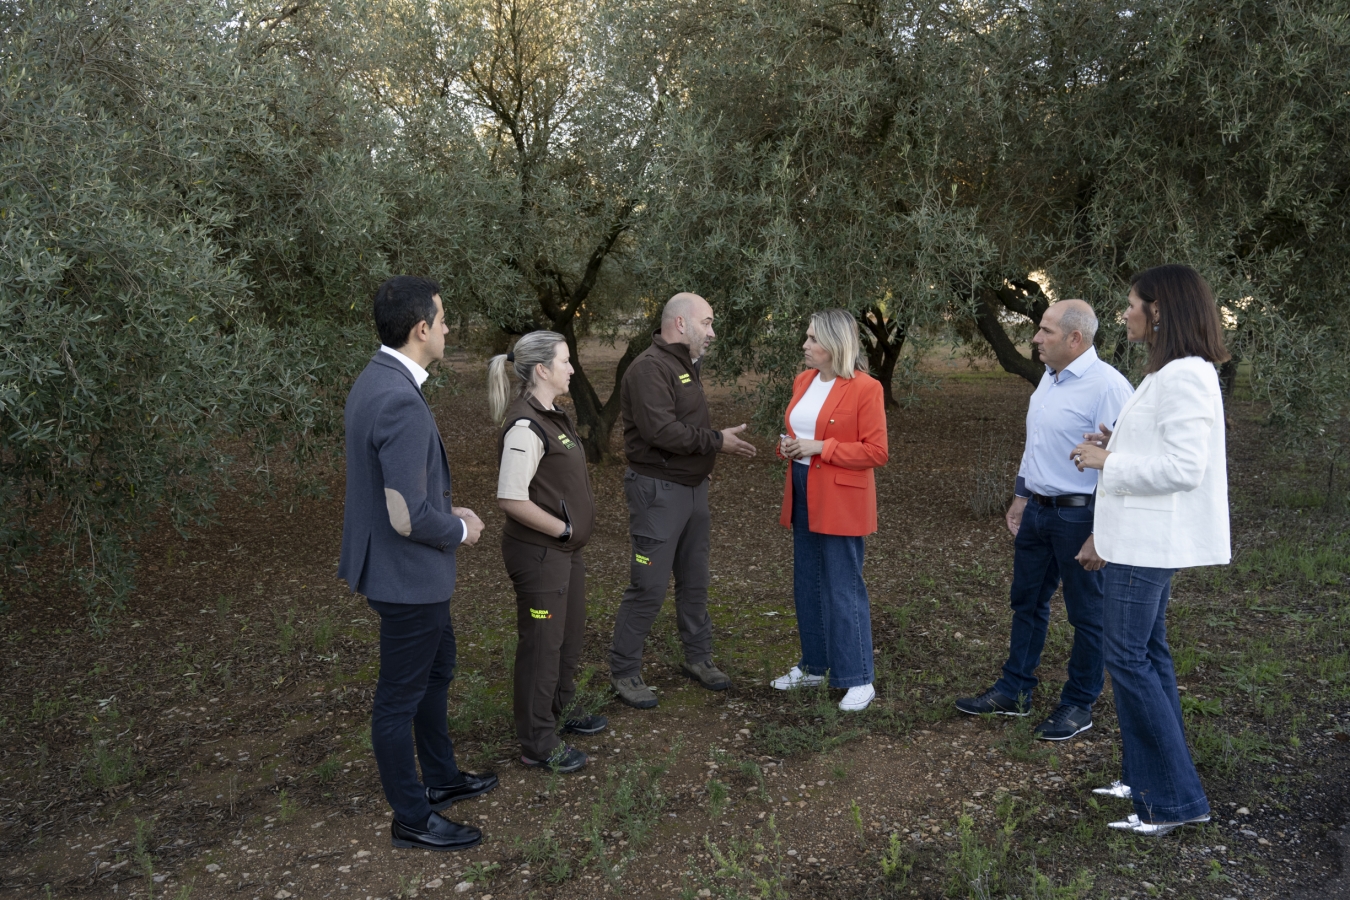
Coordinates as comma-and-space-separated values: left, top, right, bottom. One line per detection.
1152, 322, 1159, 332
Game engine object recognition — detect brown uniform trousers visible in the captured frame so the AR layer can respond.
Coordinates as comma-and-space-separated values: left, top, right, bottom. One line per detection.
607, 470, 714, 679
504, 534, 587, 760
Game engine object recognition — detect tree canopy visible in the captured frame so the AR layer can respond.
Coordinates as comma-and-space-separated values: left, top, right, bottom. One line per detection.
3, 0, 1347, 622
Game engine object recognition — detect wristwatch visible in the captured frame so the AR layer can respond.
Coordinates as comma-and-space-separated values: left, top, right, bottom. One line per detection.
559, 521, 572, 542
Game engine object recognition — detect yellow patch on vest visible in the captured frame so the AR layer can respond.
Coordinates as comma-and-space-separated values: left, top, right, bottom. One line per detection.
678, 373, 692, 384
557, 433, 577, 450
529, 607, 552, 620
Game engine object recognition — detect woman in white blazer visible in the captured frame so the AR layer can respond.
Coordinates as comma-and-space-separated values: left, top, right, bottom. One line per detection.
1071, 265, 1231, 837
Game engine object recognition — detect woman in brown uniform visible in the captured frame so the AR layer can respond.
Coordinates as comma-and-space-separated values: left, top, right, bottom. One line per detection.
488, 331, 603, 773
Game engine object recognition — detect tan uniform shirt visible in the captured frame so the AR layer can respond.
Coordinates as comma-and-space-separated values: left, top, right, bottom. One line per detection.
496, 420, 545, 501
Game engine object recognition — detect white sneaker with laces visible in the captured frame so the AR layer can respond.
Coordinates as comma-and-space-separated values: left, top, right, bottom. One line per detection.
839, 683, 875, 711
770, 666, 824, 691
1092, 780, 1132, 800
1107, 813, 1211, 836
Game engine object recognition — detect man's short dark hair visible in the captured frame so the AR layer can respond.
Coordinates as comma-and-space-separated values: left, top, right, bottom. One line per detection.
373, 276, 442, 348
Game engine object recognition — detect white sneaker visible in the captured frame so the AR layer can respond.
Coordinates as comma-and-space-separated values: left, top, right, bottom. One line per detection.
1092, 780, 1132, 800
1107, 813, 1210, 836
839, 683, 875, 711
770, 667, 824, 690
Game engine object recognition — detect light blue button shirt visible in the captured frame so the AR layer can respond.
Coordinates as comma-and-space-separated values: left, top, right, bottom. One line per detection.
1015, 346, 1134, 498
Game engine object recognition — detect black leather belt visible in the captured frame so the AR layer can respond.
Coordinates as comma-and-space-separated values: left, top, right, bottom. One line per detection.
1030, 492, 1092, 508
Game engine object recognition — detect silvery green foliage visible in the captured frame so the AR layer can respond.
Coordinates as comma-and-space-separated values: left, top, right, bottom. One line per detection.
357, 0, 678, 460
0, 0, 394, 626
650, 0, 1350, 442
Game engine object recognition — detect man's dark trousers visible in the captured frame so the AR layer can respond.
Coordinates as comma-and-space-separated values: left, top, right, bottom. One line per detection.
992, 499, 1105, 711
608, 469, 713, 678
367, 598, 462, 825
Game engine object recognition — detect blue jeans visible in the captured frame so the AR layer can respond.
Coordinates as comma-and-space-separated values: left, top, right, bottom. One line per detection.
367, 598, 462, 825
791, 463, 874, 689
993, 499, 1105, 711
1102, 564, 1209, 822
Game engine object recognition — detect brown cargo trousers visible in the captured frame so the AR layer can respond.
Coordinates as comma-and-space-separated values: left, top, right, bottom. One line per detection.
503, 534, 587, 761
607, 469, 714, 679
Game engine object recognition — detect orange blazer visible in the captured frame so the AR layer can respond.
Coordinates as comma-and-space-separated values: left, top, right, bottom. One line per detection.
778, 369, 889, 536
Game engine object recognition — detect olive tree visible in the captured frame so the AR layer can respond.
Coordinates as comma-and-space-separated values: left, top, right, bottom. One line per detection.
0, 0, 401, 625
360, 0, 685, 460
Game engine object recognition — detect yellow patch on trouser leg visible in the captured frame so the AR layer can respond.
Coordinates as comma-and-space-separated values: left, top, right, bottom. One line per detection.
529, 608, 552, 620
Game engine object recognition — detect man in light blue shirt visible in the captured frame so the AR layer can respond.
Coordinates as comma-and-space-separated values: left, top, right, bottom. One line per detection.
956, 299, 1133, 741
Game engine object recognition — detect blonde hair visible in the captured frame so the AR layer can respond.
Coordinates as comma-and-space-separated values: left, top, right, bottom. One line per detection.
809, 309, 864, 378
487, 331, 567, 424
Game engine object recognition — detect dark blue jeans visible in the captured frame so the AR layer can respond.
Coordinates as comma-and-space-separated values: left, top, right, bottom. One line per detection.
993, 499, 1105, 711
367, 598, 462, 825
791, 463, 874, 689
1103, 564, 1209, 823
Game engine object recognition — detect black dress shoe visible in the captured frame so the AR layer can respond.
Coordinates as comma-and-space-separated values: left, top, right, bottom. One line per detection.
427, 772, 499, 811
390, 813, 482, 851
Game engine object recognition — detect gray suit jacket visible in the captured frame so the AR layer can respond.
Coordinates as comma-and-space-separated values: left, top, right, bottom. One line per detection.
338, 353, 464, 604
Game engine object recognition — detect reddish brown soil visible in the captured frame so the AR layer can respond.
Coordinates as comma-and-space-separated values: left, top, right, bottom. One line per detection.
2, 341, 1347, 900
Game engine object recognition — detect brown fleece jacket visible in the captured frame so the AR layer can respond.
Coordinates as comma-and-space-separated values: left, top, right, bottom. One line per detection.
620, 333, 724, 486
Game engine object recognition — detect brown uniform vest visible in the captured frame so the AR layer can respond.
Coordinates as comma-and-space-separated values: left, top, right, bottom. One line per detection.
498, 395, 596, 549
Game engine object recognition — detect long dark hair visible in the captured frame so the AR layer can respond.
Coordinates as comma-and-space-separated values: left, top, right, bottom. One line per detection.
1129, 265, 1231, 374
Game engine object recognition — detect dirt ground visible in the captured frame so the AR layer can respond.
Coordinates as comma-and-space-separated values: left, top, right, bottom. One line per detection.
2, 339, 1348, 900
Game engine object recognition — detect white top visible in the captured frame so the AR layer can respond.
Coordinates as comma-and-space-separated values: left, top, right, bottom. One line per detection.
1094, 357, 1231, 569
787, 372, 836, 466
497, 420, 545, 500
379, 345, 429, 387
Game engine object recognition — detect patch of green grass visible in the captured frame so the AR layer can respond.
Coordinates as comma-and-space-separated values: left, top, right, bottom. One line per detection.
312, 612, 337, 653
578, 744, 679, 881
133, 817, 154, 887
700, 816, 791, 900
446, 671, 512, 737
879, 831, 913, 886
462, 861, 499, 885
1190, 720, 1277, 776
1180, 695, 1223, 718
277, 789, 297, 821
275, 607, 297, 654
1235, 536, 1350, 587
84, 742, 141, 789
707, 778, 729, 819
313, 755, 342, 784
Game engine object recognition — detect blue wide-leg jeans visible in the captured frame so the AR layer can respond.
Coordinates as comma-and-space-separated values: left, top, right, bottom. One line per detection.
791, 462, 874, 689
1102, 564, 1209, 823
992, 499, 1105, 711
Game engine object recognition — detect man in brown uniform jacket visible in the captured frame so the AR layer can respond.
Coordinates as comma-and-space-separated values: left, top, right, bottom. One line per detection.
609, 293, 757, 708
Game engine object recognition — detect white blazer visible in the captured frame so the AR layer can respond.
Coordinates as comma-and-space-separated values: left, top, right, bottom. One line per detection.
1094, 356, 1231, 569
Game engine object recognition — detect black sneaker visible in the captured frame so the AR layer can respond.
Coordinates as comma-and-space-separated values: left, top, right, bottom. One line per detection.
954, 687, 1031, 717
1033, 704, 1092, 741
521, 743, 589, 773
561, 714, 608, 735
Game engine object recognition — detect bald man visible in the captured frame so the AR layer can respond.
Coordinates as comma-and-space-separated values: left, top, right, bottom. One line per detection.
956, 300, 1133, 741
608, 293, 757, 708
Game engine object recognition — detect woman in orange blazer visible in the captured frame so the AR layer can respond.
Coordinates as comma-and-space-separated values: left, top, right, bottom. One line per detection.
773, 309, 889, 711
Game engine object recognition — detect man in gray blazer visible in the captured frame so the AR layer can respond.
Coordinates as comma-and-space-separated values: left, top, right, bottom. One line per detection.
339, 276, 494, 851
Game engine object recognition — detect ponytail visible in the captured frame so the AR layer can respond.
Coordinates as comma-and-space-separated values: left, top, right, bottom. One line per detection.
485, 330, 568, 424
487, 353, 512, 424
